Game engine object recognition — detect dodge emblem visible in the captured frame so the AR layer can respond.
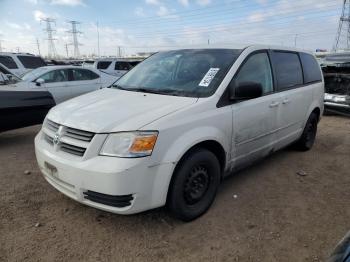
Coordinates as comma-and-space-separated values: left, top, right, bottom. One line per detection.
53, 133, 60, 145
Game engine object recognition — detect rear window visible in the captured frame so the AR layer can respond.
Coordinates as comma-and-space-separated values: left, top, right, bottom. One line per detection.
272, 51, 303, 90
72, 69, 99, 81
17, 56, 46, 69
300, 53, 322, 83
0, 56, 18, 69
97, 61, 112, 69
115, 62, 131, 71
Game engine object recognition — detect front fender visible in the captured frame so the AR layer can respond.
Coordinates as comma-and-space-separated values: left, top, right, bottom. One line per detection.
148, 125, 230, 206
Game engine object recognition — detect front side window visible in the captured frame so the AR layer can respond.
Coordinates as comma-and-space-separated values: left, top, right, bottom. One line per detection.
0, 56, 18, 69
72, 69, 99, 81
114, 49, 241, 97
40, 69, 68, 83
97, 61, 112, 70
17, 56, 46, 69
234, 52, 273, 95
272, 51, 303, 90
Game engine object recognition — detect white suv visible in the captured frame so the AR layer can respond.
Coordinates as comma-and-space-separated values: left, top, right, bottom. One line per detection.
93, 58, 142, 78
0, 52, 46, 76
35, 45, 324, 221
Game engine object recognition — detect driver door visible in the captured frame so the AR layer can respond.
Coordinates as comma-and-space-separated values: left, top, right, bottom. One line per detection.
230, 51, 282, 168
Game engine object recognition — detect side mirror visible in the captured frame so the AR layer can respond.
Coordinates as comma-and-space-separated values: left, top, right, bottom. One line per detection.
35, 78, 45, 86
229, 81, 263, 100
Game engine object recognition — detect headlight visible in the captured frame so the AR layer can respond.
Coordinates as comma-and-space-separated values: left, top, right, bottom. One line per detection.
100, 131, 158, 158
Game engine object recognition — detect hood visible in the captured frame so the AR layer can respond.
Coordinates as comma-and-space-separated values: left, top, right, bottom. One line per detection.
48, 88, 197, 133
0, 81, 31, 91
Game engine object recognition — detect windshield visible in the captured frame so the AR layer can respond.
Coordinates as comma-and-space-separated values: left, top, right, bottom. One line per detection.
21, 67, 50, 81
113, 49, 241, 97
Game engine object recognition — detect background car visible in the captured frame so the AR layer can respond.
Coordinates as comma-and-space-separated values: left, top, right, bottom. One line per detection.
16, 65, 118, 103
0, 63, 21, 85
93, 58, 143, 78
321, 53, 350, 116
0, 52, 47, 76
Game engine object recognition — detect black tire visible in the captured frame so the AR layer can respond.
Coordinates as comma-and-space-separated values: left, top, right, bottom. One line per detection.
167, 148, 221, 222
296, 112, 318, 151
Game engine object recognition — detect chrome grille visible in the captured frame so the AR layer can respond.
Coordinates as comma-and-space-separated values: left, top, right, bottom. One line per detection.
60, 142, 86, 156
65, 127, 94, 142
43, 119, 94, 157
46, 119, 59, 132
44, 134, 54, 145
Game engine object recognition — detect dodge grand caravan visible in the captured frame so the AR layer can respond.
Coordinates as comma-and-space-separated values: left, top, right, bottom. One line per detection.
35, 45, 324, 221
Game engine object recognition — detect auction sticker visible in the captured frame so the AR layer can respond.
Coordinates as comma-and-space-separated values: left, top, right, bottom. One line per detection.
199, 68, 220, 87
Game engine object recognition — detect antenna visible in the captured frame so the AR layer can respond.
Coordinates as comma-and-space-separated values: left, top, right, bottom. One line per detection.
41, 18, 57, 58
67, 20, 82, 58
333, 0, 350, 52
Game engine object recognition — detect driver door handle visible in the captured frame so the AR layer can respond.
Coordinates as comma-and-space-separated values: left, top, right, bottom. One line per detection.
269, 101, 280, 108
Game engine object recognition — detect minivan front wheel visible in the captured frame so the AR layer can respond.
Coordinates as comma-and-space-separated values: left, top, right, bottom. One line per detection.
167, 148, 221, 221
296, 112, 318, 151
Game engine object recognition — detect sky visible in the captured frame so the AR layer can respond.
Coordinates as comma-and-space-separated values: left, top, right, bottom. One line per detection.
0, 0, 345, 57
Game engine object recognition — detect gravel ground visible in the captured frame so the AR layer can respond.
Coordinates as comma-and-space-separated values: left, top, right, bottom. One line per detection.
0, 116, 349, 262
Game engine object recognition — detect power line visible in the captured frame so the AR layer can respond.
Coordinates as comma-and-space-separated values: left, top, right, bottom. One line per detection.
107, 0, 338, 27
124, 11, 339, 39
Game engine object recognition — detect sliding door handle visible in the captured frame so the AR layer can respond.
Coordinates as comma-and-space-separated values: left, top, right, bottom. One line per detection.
282, 98, 290, 104
269, 101, 280, 108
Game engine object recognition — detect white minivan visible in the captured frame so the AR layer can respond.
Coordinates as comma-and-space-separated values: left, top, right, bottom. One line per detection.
35, 45, 324, 221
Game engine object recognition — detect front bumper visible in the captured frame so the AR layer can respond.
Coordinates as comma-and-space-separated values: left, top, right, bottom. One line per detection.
34, 131, 174, 215
324, 93, 350, 111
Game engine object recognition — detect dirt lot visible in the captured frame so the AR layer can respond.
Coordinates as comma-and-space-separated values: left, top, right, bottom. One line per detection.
0, 116, 349, 262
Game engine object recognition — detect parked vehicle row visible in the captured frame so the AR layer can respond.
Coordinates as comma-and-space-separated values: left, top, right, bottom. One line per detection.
0, 65, 118, 132
34, 45, 324, 221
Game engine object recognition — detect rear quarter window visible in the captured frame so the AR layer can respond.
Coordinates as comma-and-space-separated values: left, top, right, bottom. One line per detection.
299, 53, 322, 83
0, 56, 18, 69
272, 51, 303, 91
17, 56, 46, 69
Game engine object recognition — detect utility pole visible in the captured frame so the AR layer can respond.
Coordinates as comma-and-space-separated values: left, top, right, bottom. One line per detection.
96, 21, 100, 58
36, 38, 41, 56
0, 34, 4, 52
333, 0, 350, 51
117, 46, 121, 57
65, 43, 69, 58
41, 18, 57, 58
294, 34, 298, 47
67, 20, 82, 58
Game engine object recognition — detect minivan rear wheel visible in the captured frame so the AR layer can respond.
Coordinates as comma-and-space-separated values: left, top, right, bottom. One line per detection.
167, 148, 221, 222
296, 112, 318, 151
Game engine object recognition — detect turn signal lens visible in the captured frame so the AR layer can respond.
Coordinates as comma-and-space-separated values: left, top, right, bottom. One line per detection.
130, 134, 158, 154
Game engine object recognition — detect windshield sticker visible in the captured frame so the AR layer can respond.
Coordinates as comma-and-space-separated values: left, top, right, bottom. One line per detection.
199, 68, 220, 87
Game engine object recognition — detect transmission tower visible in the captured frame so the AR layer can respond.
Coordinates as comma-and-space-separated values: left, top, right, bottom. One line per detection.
41, 18, 57, 58
333, 0, 350, 52
67, 21, 82, 58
